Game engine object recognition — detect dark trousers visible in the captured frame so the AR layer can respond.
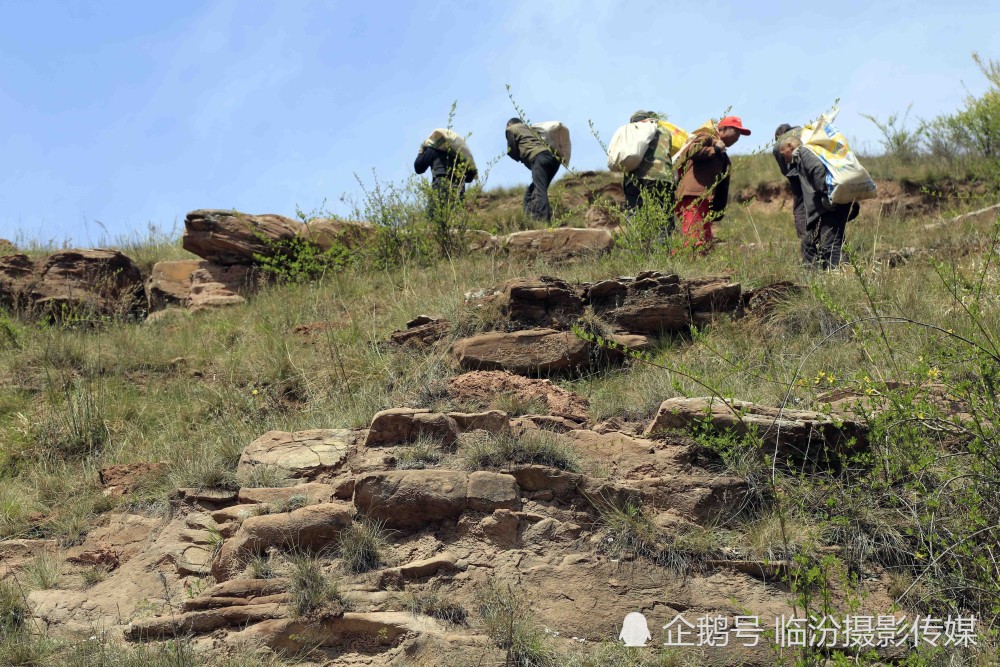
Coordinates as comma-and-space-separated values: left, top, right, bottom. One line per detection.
624, 176, 676, 234
428, 176, 465, 223
523, 152, 561, 221
792, 195, 810, 262
804, 205, 849, 269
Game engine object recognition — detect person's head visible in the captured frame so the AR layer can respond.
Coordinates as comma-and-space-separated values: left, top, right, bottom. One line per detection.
778, 136, 802, 162
630, 110, 657, 123
774, 123, 793, 140
717, 116, 751, 147
507, 117, 523, 128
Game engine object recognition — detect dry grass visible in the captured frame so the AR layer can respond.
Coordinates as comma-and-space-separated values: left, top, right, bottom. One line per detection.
460, 429, 580, 472
3, 165, 1000, 663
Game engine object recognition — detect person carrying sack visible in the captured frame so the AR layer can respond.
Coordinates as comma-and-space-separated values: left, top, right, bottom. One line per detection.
773, 123, 808, 260
623, 110, 677, 234
778, 136, 860, 269
414, 135, 477, 225
505, 118, 561, 222
673, 116, 750, 251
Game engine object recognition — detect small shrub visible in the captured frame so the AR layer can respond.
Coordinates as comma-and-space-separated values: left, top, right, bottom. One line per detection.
205, 525, 225, 557
47, 506, 95, 546
0, 315, 20, 351
490, 392, 548, 417
742, 511, 819, 562
81, 565, 110, 588
253, 232, 353, 285
0, 632, 59, 667
395, 442, 442, 469
25, 551, 63, 590
0, 489, 34, 539
289, 554, 340, 617
594, 497, 662, 563
168, 456, 238, 492
611, 194, 677, 256
0, 580, 28, 637
453, 292, 509, 338
272, 494, 310, 514
34, 377, 110, 459
235, 465, 293, 489
403, 585, 468, 625
593, 496, 724, 572
476, 580, 555, 667
248, 555, 276, 580
461, 430, 579, 472
249, 494, 310, 517
861, 105, 926, 163
339, 518, 389, 574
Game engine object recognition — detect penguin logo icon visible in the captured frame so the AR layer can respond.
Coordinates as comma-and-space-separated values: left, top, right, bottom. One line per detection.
619, 612, 652, 647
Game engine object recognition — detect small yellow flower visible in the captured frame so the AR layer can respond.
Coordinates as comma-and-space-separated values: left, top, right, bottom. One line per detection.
927, 368, 941, 380
251, 389, 260, 396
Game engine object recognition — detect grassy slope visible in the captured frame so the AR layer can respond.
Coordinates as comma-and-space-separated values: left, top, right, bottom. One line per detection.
2, 156, 997, 537
2, 154, 1000, 663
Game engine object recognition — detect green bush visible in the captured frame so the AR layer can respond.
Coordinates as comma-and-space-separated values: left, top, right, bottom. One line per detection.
925, 52, 1000, 183
254, 233, 353, 284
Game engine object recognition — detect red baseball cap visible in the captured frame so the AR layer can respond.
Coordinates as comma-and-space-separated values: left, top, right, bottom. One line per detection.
718, 116, 751, 135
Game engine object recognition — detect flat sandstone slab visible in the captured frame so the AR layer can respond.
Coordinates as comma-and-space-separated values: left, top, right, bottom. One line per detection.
237, 429, 353, 479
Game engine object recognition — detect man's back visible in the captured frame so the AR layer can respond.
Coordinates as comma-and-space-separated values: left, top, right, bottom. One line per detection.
506, 123, 551, 167
676, 131, 730, 199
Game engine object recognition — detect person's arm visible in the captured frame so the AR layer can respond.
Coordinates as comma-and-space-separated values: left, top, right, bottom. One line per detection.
506, 129, 522, 163
799, 149, 833, 209
772, 145, 790, 176
414, 146, 433, 175
710, 157, 732, 216
685, 133, 724, 162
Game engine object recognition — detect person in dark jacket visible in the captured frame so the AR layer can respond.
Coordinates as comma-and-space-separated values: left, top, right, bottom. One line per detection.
673, 115, 750, 250
779, 136, 858, 269
506, 118, 561, 221
623, 110, 676, 234
773, 124, 808, 260
414, 143, 477, 223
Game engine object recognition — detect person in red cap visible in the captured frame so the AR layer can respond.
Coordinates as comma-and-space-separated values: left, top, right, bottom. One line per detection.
674, 115, 751, 250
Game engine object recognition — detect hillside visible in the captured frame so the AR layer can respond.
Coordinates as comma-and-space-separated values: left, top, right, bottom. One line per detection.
2, 155, 1000, 667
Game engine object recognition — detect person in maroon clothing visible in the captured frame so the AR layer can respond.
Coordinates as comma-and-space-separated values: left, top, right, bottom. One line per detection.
673, 116, 751, 250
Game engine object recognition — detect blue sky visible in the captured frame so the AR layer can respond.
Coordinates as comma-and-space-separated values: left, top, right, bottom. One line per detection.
1, 0, 998, 246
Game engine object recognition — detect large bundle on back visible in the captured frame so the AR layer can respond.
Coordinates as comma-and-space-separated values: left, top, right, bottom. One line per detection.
670, 120, 715, 165
801, 109, 877, 203
657, 120, 689, 157
532, 121, 572, 166
607, 121, 659, 172
422, 128, 477, 172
